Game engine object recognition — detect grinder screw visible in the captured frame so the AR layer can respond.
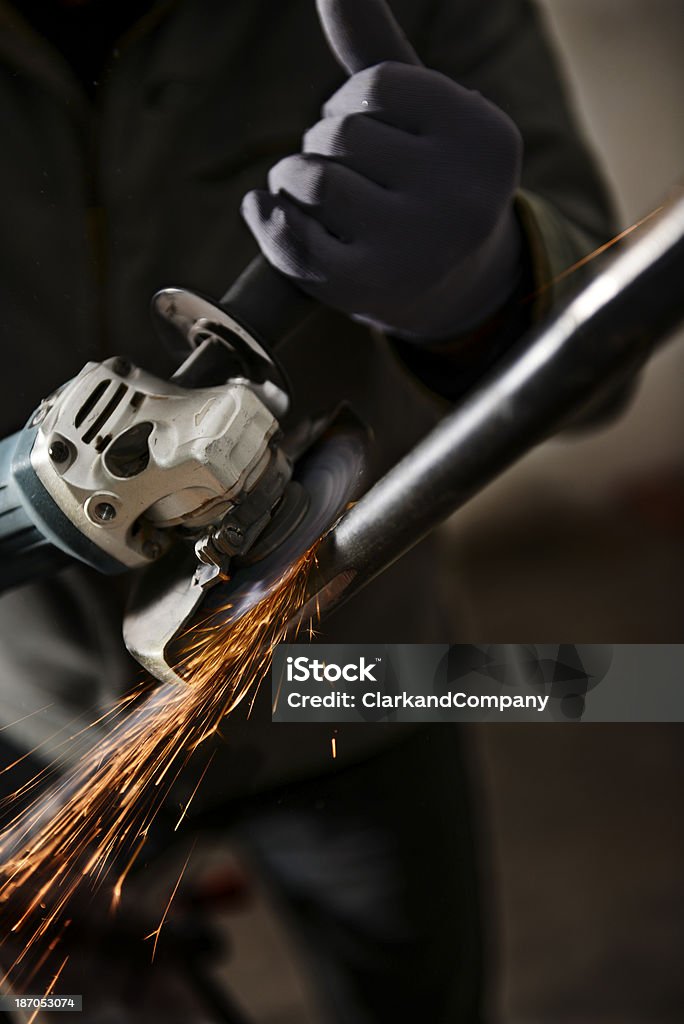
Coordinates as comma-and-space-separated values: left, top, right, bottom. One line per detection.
48, 440, 70, 464
93, 502, 117, 523
111, 358, 131, 377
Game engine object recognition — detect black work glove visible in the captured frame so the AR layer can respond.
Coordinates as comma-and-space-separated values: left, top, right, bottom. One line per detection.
242, 0, 524, 340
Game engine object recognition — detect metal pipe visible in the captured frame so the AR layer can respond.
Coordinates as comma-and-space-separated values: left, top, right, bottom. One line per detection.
299, 195, 684, 621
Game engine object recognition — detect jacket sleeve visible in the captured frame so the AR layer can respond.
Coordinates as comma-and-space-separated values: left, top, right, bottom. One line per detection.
391, 0, 632, 417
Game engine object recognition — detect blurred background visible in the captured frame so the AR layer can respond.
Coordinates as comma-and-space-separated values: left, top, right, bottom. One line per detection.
454, 1, 684, 1020
448, 0, 684, 638
204, 3, 684, 1022
448, 2, 684, 1018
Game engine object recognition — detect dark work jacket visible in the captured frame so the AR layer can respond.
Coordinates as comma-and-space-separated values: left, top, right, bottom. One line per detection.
0, 0, 614, 792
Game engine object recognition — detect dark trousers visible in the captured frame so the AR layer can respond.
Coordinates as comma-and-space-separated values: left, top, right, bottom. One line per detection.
0, 727, 483, 1023
230, 726, 483, 1023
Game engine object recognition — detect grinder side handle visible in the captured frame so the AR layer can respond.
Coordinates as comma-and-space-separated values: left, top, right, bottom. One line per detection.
220, 255, 318, 350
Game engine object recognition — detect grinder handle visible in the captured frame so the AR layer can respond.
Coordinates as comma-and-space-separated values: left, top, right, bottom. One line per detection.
161, 256, 318, 391
220, 255, 318, 351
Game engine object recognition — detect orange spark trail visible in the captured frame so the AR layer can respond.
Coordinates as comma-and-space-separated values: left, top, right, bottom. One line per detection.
110, 837, 147, 913
531, 205, 665, 300
144, 844, 195, 963
20, 919, 70, 992
26, 954, 69, 1024
0, 545, 318, 991
174, 753, 215, 833
0, 706, 55, 736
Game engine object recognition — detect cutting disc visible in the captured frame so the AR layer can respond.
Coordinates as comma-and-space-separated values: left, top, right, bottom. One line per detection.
124, 410, 368, 685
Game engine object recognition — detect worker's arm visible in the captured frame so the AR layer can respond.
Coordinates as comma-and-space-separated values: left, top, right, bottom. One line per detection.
243, 0, 629, 417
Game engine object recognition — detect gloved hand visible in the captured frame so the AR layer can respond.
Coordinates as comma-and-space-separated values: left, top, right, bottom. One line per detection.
242, 0, 524, 340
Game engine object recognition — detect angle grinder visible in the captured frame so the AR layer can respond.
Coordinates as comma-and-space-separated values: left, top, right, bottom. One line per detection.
0, 255, 368, 685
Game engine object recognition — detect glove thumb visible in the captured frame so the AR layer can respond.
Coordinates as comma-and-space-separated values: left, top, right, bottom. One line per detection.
316, 0, 421, 75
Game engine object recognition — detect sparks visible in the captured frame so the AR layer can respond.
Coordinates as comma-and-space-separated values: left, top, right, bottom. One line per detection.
26, 954, 69, 1024
111, 836, 147, 913
531, 204, 666, 300
0, 544, 319, 991
174, 752, 216, 833
144, 843, 195, 963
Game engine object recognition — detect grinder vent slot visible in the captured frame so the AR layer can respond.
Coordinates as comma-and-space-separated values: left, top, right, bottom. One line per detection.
74, 380, 109, 428
82, 383, 128, 445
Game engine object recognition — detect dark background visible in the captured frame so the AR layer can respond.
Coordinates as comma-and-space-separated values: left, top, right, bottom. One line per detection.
438, 2, 684, 1020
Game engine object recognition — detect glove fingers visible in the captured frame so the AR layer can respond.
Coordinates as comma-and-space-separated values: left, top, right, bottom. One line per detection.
266, 154, 389, 242
315, 0, 420, 76
322, 62, 465, 135
303, 113, 422, 187
241, 189, 347, 287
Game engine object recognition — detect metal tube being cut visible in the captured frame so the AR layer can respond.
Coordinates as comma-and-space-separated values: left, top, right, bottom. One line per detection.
301, 195, 684, 623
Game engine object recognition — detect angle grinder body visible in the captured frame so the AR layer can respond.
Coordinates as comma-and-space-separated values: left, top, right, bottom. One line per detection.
0, 258, 360, 682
